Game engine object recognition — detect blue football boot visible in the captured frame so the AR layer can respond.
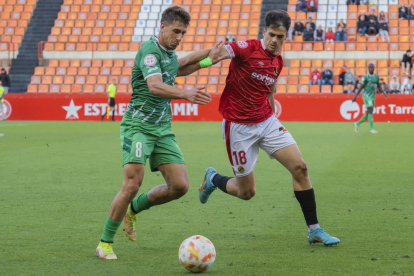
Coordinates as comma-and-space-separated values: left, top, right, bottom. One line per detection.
198, 167, 217, 204
308, 227, 340, 246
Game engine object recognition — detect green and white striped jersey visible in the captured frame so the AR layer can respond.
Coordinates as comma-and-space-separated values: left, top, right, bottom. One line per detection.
128, 36, 179, 124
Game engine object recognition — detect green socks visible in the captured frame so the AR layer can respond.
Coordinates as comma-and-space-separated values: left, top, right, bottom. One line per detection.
131, 193, 153, 214
101, 217, 121, 243
368, 114, 374, 130
100, 194, 152, 243
356, 114, 368, 126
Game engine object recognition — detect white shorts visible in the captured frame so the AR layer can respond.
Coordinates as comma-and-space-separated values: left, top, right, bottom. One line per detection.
222, 116, 297, 177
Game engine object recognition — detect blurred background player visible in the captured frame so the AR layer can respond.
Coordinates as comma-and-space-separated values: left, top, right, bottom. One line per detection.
101, 79, 117, 121
96, 5, 225, 260
198, 10, 340, 247
0, 82, 5, 121
353, 63, 388, 133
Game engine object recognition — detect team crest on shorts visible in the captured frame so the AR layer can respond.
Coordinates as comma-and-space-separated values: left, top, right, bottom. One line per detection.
238, 166, 245, 173
237, 41, 248, 49
279, 126, 288, 132
144, 54, 157, 66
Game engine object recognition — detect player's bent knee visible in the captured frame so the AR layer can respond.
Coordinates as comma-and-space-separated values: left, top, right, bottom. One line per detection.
170, 181, 189, 199
292, 161, 308, 179
239, 188, 256, 200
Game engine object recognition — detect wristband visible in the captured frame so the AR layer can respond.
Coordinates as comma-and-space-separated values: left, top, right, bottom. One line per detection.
200, 57, 213, 68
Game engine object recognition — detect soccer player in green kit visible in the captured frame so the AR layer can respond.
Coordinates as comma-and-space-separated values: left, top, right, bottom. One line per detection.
96, 5, 226, 259
353, 63, 388, 134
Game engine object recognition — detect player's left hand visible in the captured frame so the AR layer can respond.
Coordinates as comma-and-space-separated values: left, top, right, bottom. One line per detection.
209, 41, 226, 64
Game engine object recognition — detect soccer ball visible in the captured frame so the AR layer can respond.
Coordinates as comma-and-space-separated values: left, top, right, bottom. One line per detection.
178, 235, 216, 273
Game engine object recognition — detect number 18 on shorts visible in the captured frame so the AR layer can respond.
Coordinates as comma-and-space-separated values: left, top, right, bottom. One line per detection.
222, 116, 297, 177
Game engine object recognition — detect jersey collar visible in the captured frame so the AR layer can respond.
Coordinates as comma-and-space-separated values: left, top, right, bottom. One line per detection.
151, 36, 175, 53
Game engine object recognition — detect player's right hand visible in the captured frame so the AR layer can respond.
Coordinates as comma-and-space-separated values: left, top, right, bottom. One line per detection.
185, 86, 211, 105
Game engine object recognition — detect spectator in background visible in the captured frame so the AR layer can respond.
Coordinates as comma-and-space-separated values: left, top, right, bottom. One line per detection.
389, 75, 400, 94
294, 18, 304, 36
0, 82, 4, 121
309, 66, 322, 88
322, 66, 334, 88
344, 68, 356, 93
296, 0, 308, 12
303, 24, 314, 41
325, 27, 335, 43
377, 18, 390, 42
339, 65, 347, 85
368, 10, 378, 22
379, 11, 388, 22
335, 26, 347, 41
0, 69, 10, 94
347, 0, 359, 5
314, 25, 325, 42
410, 3, 414, 19
287, 25, 293, 41
306, 18, 316, 30
401, 76, 413, 93
367, 18, 378, 35
307, 0, 318, 12
225, 32, 235, 43
337, 19, 347, 32
399, 2, 409, 20
301, 0, 309, 12
357, 15, 368, 36
401, 49, 412, 75
379, 78, 388, 93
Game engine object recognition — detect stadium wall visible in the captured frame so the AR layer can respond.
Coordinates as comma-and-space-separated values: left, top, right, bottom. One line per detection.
3, 94, 414, 122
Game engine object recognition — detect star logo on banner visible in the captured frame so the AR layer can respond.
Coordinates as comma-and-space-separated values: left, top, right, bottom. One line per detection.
62, 99, 82, 119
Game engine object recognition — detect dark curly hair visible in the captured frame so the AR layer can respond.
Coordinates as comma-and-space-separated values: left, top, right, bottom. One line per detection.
265, 10, 291, 31
161, 5, 191, 27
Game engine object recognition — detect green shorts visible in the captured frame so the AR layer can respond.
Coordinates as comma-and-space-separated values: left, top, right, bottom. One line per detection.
120, 121, 185, 172
363, 96, 375, 108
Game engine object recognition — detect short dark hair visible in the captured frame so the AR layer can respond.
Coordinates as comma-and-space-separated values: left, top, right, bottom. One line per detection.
161, 5, 191, 27
407, 49, 411, 53
0, 68, 4, 71
265, 10, 291, 31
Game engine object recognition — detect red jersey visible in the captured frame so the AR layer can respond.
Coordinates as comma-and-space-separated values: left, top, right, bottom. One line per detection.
219, 39, 284, 124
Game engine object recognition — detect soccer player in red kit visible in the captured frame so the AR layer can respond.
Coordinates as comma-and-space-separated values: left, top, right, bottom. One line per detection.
198, 10, 340, 246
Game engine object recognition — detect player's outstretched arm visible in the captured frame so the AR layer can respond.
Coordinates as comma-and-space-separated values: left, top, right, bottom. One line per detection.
147, 74, 211, 105
352, 84, 365, 102
177, 42, 228, 77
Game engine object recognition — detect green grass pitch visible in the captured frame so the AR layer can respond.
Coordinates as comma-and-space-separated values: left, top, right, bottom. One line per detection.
1, 121, 413, 275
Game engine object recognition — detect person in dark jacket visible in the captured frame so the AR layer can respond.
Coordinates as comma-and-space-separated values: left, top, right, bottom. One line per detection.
321, 66, 333, 87
306, 18, 316, 31
302, 24, 314, 41
377, 20, 390, 42
0, 68, 10, 94
368, 10, 378, 22
357, 15, 368, 36
401, 49, 413, 75
296, 0, 308, 12
347, 0, 360, 4
314, 25, 325, 41
399, 2, 409, 19
367, 18, 378, 35
294, 18, 305, 36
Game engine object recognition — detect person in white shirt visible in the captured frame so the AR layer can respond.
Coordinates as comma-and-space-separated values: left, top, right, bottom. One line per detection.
388, 75, 400, 94
400, 76, 413, 94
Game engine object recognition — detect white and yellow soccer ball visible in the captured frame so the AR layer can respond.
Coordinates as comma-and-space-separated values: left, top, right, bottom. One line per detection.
178, 235, 216, 273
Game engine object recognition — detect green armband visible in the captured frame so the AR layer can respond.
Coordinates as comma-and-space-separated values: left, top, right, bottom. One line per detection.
200, 57, 213, 68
